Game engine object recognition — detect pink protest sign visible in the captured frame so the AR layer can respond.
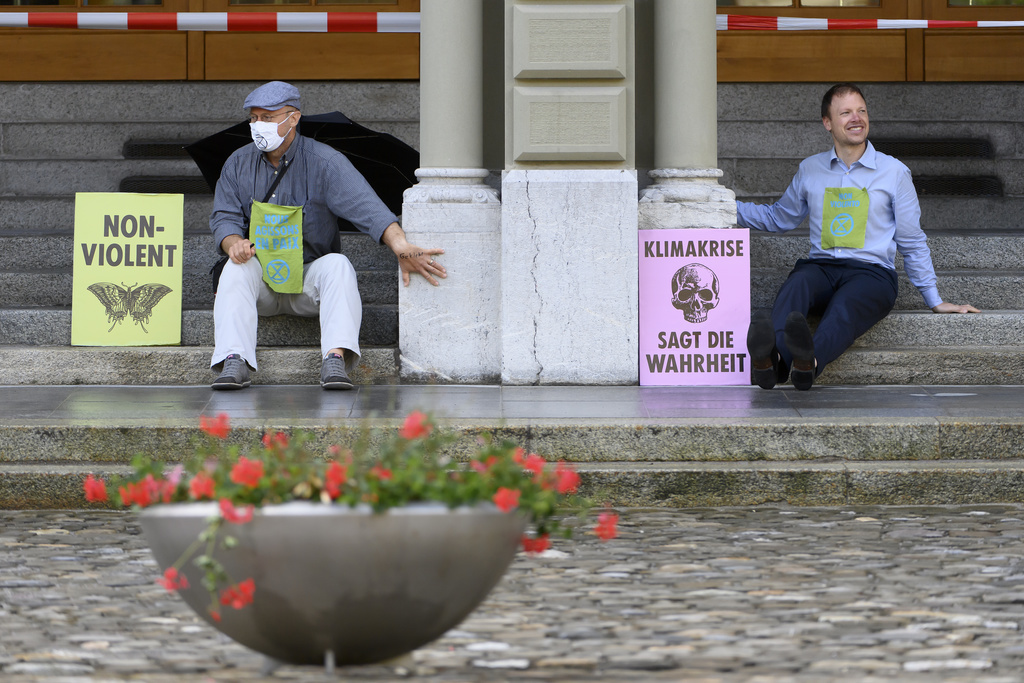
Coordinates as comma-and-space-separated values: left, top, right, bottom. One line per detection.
639, 228, 751, 386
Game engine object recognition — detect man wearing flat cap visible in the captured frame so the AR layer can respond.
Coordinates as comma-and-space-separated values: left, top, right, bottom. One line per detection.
209, 80, 446, 390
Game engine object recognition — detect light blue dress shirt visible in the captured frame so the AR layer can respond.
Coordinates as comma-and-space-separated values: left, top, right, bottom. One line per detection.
736, 142, 941, 309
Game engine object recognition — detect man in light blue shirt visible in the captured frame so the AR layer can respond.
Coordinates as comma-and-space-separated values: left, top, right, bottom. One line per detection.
738, 83, 978, 391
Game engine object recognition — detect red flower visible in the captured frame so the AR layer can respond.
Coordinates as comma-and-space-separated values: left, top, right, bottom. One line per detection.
595, 511, 619, 540
189, 472, 216, 500
230, 456, 264, 488
492, 487, 520, 513
159, 479, 176, 504
554, 462, 581, 495
369, 465, 392, 481
118, 475, 162, 508
513, 447, 526, 464
200, 413, 230, 439
156, 567, 189, 592
219, 498, 254, 524
521, 534, 551, 553
209, 609, 222, 622
399, 411, 432, 440
83, 475, 108, 503
220, 578, 256, 610
262, 431, 289, 450
523, 453, 546, 476
324, 461, 348, 499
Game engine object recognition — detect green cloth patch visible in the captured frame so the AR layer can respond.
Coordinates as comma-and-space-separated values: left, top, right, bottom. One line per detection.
251, 201, 303, 294
821, 187, 868, 250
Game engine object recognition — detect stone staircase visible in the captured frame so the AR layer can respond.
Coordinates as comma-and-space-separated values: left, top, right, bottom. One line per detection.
1, 82, 1021, 386
0, 81, 419, 386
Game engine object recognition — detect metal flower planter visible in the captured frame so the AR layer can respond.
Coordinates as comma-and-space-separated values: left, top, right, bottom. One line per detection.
139, 501, 523, 666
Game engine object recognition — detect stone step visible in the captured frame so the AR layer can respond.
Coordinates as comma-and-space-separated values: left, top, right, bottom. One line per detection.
725, 157, 1024, 201
0, 81, 419, 124
718, 118, 1021, 161
0, 231, 397, 270
3, 308, 1019, 350
0, 307, 398, 348
5, 224, 1018, 272
15, 155, 1016, 198
0, 342, 1021, 387
750, 269, 1023, 311
0, 159, 208, 195
0, 268, 398, 310
20, 266, 1014, 311
0, 231, 398, 309
8, 456, 1024, 509
1, 380, 1023, 508
749, 230, 1024, 271
0, 196, 215, 234
820, 346, 1024, 385
0, 346, 398, 386
4, 120, 418, 161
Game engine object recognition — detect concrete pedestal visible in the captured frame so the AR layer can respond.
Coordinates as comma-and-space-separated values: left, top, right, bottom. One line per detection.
399, 169, 502, 383
500, 169, 638, 384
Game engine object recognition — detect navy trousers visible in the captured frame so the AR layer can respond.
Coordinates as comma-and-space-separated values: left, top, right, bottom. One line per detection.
771, 258, 898, 378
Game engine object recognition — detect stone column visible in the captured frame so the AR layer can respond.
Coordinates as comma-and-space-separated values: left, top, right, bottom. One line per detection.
399, 0, 502, 383
638, 0, 735, 230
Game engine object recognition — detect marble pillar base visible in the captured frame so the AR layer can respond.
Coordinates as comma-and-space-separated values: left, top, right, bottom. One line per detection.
399, 169, 502, 383
638, 168, 737, 230
501, 169, 639, 385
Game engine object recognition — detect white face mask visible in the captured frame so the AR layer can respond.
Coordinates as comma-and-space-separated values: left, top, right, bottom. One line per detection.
250, 112, 295, 152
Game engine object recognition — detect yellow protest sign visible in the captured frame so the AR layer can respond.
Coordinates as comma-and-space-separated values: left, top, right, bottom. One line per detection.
71, 192, 184, 346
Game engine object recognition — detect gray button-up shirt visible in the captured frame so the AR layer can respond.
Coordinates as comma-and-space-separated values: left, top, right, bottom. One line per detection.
210, 134, 398, 264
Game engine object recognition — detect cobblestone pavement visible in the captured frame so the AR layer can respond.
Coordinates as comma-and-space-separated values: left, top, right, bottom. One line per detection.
4, 506, 1024, 682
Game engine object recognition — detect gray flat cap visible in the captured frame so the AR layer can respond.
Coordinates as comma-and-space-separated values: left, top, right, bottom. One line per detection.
243, 81, 301, 111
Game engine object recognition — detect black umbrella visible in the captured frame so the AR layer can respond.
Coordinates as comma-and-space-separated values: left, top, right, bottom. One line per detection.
185, 111, 419, 219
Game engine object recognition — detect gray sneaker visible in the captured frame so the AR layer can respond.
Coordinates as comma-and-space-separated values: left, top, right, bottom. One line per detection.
321, 352, 354, 390
212, 354, 251, 390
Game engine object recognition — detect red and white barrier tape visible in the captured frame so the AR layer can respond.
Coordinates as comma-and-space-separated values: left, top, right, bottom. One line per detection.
717, 14, 1024, 31
1, 12, 1022, 33
0, 11, 418, 32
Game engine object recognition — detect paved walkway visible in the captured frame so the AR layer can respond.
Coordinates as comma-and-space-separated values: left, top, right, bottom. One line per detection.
4, 505, 1024, 682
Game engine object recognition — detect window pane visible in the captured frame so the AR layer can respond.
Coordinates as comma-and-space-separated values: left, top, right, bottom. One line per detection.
0, 0, 75, 5
717, 1, 794, 6
801, 0, 880, 5
230, 0, 397, 3
229, 0, 308, 5
948, 0, 1024, 5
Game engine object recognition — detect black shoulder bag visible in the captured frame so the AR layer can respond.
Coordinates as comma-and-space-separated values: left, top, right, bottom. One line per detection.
210, 158, 292, 294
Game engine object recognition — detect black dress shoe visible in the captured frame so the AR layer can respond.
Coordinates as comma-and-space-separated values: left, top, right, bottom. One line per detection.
747, 311, 779, 390
784, 311, 815, 391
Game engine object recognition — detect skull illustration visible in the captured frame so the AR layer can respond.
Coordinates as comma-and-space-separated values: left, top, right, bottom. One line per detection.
670, 263, 720, 323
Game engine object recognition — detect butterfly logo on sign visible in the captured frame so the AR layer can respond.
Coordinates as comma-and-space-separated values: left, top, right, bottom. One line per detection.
87, 282, 173, 333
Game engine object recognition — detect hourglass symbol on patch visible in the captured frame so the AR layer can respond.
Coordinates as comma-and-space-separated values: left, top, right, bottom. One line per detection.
829, 213, 854, 237
267, 260, 290, 284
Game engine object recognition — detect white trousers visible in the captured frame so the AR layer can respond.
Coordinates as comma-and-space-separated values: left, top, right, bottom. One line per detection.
211, 253, 361, 372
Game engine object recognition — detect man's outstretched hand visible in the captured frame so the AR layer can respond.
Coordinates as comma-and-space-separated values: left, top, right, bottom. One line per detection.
382, 223, 447, 287
932, 302, 981, 314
